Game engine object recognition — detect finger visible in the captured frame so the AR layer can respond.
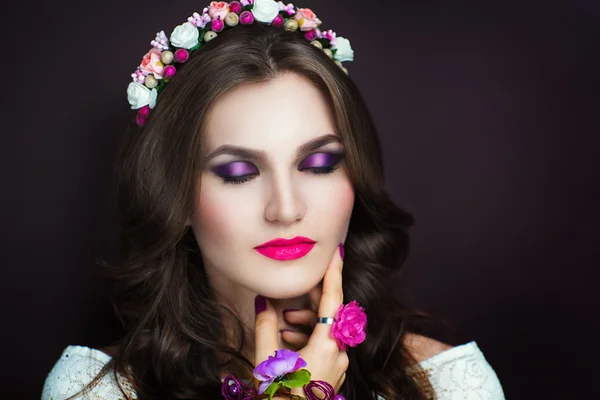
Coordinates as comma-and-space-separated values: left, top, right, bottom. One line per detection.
254, 296, 279, 366
310, 244, 344, 346
281, 330, 310, 349
283, 309, 318, 328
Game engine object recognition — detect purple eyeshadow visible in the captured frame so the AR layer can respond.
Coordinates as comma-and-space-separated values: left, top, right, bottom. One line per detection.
298, 152, 339, 169
211, 152, 342, 180
211, 161, 258, 177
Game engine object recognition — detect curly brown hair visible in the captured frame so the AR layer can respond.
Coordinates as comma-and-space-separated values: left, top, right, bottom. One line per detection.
72, 23, 444, 400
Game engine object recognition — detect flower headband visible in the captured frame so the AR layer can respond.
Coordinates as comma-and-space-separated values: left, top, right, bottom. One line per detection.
126, 0, 355, 126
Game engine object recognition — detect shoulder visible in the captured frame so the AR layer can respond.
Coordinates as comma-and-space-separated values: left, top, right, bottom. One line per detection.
403, 333, 454, 363
404, 337, 506, 399
42, 345, 137, 400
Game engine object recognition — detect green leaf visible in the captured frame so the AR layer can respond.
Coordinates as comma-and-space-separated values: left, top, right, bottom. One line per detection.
264, 381, 282, 400
189, 41, 201, 51
281, 369, 311, 389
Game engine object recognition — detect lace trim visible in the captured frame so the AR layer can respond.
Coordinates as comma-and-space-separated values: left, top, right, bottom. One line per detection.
42, 345, 137, 400
407, 341, 505, 400
43, 342, 504, 400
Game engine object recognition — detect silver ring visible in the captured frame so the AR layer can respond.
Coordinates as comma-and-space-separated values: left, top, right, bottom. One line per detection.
317, 317, 335, 325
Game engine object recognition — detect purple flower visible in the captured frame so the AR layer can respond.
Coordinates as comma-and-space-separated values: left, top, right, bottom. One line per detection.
131, 67, 147, 84
253, 349, 307, 394
321, 29, 337, 46
188, 11, 211, 28
150, 30, 169, 51
278, 1, 296, 15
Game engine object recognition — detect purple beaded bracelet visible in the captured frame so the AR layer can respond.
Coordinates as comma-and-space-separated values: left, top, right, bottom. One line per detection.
221, 374, 345, 400
222, 374, 259, 399
304, 379, 344, 400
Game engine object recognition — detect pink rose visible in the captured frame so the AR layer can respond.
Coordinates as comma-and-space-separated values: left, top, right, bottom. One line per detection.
293, 7, 322, 31
139, 48, 164, 79
330, 300, 367, 351
208, 1, 230, 20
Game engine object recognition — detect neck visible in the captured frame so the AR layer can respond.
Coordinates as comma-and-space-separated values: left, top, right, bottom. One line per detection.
216, 292, 313, 381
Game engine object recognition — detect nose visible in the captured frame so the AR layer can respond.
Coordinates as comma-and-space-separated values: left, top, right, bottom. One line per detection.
264, 171, 306, 224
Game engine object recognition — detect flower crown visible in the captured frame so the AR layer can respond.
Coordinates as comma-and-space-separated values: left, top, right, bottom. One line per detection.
126, 0, 355, 126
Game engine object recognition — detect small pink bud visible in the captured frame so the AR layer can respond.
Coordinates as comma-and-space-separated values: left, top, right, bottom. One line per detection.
174, 48, 189, 63
136, 114, 148, 126
304, 29, 318, 41
239, 10, 254, 24
211, 18, 224, 32
163, 65, 176, 79
229, 1, 242, 13
137, 105, 150, 117
272, 14, 284, 28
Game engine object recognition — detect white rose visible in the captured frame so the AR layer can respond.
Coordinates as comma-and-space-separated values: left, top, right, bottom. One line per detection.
169, 22, 200, 49
332, 36, 354, 62
252, 0, 280, 23
127, 82, 158, 109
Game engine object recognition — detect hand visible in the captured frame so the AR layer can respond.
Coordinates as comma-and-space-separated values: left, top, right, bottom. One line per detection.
280, 286, 321, 350
254, 244, 348, 396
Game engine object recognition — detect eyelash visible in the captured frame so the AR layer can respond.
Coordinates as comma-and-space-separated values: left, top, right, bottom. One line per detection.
221, 157, 342, 185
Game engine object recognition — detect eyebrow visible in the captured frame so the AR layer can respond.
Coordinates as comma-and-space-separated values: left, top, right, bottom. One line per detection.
205, 134, 342, 162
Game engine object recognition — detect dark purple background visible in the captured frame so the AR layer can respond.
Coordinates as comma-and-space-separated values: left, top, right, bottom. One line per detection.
1, 0, 598, 398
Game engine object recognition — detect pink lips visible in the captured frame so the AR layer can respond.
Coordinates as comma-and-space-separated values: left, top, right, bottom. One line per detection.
255, 236, 316, 261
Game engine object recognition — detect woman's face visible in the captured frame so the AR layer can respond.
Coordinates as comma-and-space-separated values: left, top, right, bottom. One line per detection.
189, 72, 355, 301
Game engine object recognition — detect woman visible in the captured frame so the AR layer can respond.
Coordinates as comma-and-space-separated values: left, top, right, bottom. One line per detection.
42, 1, 505, 399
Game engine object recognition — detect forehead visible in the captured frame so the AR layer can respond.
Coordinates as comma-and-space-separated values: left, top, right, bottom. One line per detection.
203, 73, 337, 152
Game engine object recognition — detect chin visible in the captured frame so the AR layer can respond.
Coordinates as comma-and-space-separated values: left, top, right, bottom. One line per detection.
254, 275, 321, 299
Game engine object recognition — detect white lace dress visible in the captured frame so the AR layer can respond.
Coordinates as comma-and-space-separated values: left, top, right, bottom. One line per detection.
42, 341, 505, 399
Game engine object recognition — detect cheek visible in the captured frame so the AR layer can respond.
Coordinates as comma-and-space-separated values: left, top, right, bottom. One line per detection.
311, 177, 355, 232
337, 182, 355, 232
192, 179, 247, 248
193, 174, 355, 246
339, 184, 355, 231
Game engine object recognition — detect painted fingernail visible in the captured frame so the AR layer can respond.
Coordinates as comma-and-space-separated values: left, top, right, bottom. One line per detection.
255, 295, 266, 314
339, 242, 344, 260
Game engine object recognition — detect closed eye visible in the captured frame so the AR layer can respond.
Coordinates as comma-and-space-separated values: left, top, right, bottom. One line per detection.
211, 151, 344, 185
